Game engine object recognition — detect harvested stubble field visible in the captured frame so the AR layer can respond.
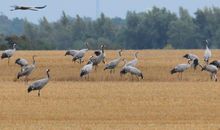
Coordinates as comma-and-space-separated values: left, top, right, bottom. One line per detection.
0, 50, 220, 130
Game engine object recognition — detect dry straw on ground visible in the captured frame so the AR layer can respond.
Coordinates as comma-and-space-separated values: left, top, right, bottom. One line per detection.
0, 50, 220, 130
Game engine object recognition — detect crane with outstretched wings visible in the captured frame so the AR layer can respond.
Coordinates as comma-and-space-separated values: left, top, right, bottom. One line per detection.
10, 5, 47, 11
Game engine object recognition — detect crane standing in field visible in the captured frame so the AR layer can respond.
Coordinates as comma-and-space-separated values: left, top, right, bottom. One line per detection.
204, 40, 211, 64
183, 53, 200, 69
17, 55, 37, 83
27, 69, 50, 97
120, 59, 143, 80
183, 53, 199, 63
201, 64, 218, 82
88, 45, 105, 70
170, 59, 199, 80
80, 57, 93, 79
104, 49, 122, 73
72, 48, 88, 64
65, 43, 89, 64
1, 43, 16, 65
183, 53, 199, 70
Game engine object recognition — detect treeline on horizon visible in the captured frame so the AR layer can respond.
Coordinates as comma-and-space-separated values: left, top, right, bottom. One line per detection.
0, 6, 220, 50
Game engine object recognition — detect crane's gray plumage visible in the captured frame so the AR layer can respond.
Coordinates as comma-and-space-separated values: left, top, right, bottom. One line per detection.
201, 64, 218, 81
80, 58, 93, 78
10, 5, 47, 11
15, 58, 28, 67
204, 40, 211, 64
183, 53, 199, 61
17, 55, 36, 82
183, 53, 199, 69
65, 50, 79, 57
120, 65, 143, 79
210, 60, 220, 68
65, 43, 89, 64
27, 69, 50, 96
125, 52, 138, 67
120, 59, 143, 79
104, 49, 122, 73
88, 45, 105, 70
1, 43, 16, 65
170, 59, 198, 80
72, 48, 88, 64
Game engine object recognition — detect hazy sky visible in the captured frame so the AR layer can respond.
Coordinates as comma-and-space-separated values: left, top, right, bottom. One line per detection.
1, 0, 220, 23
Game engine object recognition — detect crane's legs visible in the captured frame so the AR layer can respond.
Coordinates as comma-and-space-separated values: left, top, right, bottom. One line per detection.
38, 90, 40, 97
25, 76, 29, 84
215, 74, 218, 82
136, 76, 139, 81
87, 74, 90, 81
181, 72, 183, 80
8, 58, 10, 65
210, 74, 213, 80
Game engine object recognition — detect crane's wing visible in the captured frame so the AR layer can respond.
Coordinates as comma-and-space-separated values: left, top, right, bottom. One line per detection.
27, 8, 38, 11
34, 5, 47, 9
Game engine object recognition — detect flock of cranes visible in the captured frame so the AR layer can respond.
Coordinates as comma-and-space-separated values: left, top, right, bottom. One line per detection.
1, 40, 220, 96
0, 43, 143, 96
170, 40, 219, 81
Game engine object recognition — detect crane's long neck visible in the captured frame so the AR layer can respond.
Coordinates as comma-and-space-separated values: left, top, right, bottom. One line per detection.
205, 44, 208, 49
47, 71, 50, 78
123, 59, 127, 66
118, 50, 122, 57
86, 42, 90, 50
134, 52, 138, 59
101, 46, 104, 53
13, 44, 16, 51
32, 56, 35, 65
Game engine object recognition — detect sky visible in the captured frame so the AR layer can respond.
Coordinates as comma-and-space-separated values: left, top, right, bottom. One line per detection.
1, 0, 220, 23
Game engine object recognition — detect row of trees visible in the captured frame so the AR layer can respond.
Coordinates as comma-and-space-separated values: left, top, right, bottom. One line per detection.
1, 6, 220, 50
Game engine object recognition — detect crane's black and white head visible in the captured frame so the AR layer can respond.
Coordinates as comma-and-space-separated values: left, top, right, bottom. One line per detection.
46, 69, 50, 78
204, 39, 210, 47
183, 54, 189, 59
15, 58, 21, 64
46, 69, 50, 74
65, 50, 70, 56
13, 43, 16, 49
120, 68, 127, 77
135, 52, 139, 58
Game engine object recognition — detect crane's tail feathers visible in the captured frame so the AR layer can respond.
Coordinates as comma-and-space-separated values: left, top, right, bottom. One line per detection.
210, 61, 220, 68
